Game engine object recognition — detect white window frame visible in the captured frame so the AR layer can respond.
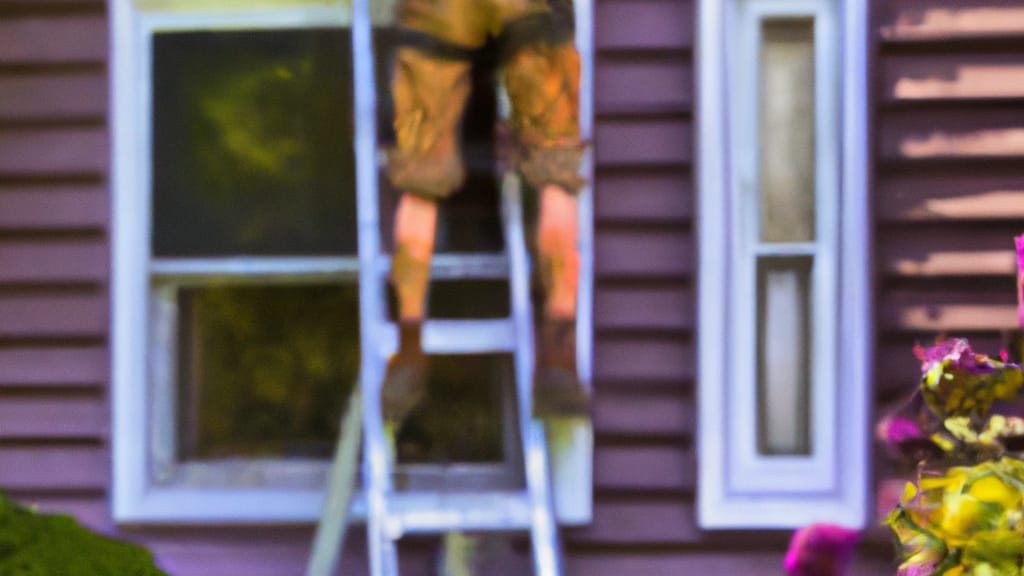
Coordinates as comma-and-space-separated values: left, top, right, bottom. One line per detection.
696, 0, 871, 529
111, 0, 596, 524
111, 0, 372, 524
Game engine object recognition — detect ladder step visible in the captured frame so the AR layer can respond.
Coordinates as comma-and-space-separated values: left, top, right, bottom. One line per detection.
380, 319, 517, 356
376, 253, 509, 280
387, 491, 532, 534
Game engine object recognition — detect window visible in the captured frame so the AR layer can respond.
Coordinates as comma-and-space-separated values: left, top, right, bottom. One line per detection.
111, 0, 599, 523
696, 0, 871, 528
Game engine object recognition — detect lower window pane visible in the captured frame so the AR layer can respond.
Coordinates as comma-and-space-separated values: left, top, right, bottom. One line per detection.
388, 279, 511, 320
175, 284, 508, 465
396, 354, 510, 465
756, 256, 813, 456
177, 284, 360, 460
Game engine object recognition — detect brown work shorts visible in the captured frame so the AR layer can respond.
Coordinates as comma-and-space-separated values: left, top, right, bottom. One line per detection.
387, 0, 585, 200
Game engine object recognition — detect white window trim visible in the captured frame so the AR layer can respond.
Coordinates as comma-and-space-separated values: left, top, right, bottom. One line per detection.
110, 0, 367, 524
111, 0, 597, 524
696, 0, 871, 529
731, 0, 840, 493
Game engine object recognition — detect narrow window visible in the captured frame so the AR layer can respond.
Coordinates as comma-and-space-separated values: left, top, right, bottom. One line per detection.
697, 0, 871, 529
753, 18, 817, 457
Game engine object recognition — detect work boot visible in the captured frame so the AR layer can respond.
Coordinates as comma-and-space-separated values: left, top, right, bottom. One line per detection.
533, 318, 590, 417
381, 321, 428, 426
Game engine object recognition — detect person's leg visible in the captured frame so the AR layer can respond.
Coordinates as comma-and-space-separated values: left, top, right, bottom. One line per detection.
383, 46, 472, 425
392, 194, 438, 321
532, 181, 587, 416
380, 194, 437, 426
503, 31, 588, 416
537, 183, 579, 321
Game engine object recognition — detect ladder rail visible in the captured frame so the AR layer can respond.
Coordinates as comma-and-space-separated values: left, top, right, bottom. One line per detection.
306, 387, 364, 576
351, 1, 400, 574
310, 5, 568, 573
502, 175, 564, 576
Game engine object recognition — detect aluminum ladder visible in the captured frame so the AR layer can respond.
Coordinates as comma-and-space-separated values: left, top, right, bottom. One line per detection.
306, 1, 565, 572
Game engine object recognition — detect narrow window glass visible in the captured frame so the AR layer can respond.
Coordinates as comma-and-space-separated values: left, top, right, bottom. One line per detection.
759, 18, 816, 243
396, 354, 510, 464
756, 256, 813, 455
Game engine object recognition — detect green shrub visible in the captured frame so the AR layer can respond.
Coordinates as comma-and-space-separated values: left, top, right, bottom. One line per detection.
0, 494, 168, 576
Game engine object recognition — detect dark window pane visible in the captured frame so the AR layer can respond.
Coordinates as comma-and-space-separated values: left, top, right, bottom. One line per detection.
428, 279, 510, 319
388, 279, 511, 320
153, 29, 356, 257
397, 354, 510, 464
177, 284, 360, 460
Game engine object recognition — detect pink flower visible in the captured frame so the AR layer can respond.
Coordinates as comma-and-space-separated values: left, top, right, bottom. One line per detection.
914, 339, 997, 377
785, 524, 861, 576
880, 416, 924, 444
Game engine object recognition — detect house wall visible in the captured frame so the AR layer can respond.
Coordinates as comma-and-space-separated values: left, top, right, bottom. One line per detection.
872, 0, 1024, 404
1, 0, 1022, 574
871, 0, 1024, 539
0, 0, 112, 535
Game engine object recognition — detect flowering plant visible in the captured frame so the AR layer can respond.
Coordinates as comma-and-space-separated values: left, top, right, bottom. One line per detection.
787, 339, 1024, 576
884, 340, 1024, 576
789, 235, 1024, 576
887, 458, 1024, 576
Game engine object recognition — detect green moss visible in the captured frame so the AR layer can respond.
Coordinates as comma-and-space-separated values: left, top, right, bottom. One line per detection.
0, 494, 168, 576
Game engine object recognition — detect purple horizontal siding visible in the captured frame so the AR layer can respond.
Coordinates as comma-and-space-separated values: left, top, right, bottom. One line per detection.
583, 0, 700, 568
873, 0, 1024, 405
0, 294, 108, 338
0, 346, 109, 387
0, 127, 109, 175
0, 395, 107, 439
594, 286, 694, 331
569, 499, 699, 545
876, 0, 1024, 42
0, 15, 107, 64
878, 224, 1024, 277
0, 445, 109, 490
0, 239, 109, 283
595, 119, 691, 166
593, 390, 693, 438
0, 73, 108, 121
595, 172, 693, 222
593, 446, 695, 492
877, 172, 1024, 222
0, 0, 116, 563
570, 552, 895, 576
0, 186, 109, 229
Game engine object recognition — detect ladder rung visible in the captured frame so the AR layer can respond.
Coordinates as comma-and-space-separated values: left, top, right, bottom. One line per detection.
380, 319, 517, 355
376, 253, 509, 280
387, 491, 532, 534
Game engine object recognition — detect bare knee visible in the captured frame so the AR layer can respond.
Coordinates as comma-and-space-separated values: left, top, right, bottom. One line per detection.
538, 184, 579, 256
394, 193, 439, 261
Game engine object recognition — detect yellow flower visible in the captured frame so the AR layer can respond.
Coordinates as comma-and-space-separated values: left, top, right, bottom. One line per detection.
969, 474, 1020, 510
